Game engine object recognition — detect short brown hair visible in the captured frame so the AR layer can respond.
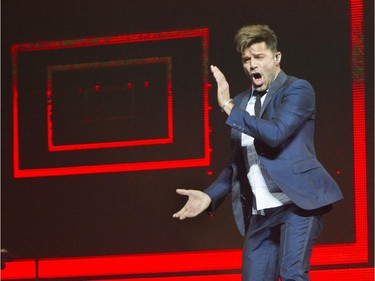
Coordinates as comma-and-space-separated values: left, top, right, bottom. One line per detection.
234, 25, 278, 54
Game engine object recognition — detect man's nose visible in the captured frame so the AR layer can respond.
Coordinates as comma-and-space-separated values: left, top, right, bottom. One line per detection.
249, 60, 256, 70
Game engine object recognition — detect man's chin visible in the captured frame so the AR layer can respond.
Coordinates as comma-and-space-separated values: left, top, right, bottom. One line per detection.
253, 85, 265, 91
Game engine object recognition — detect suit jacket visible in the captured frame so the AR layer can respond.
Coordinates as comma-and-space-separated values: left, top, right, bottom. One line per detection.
205, 71, 343, 236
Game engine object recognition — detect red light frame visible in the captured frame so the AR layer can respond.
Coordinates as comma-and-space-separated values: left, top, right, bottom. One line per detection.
12, 28, 211, 178
4, 0, 371, 280
46, 57, 174, 151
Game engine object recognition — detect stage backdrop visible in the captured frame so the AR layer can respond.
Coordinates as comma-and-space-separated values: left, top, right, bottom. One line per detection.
1, 0, 373, 280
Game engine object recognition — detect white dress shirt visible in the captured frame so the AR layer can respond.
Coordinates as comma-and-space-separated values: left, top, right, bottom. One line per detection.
241, 91, 283, 212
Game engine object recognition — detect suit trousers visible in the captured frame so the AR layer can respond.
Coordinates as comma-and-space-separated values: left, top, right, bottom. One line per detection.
241, 204, 323, 281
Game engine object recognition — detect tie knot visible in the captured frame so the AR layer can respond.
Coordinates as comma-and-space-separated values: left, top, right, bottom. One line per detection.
254, 90, 266, 97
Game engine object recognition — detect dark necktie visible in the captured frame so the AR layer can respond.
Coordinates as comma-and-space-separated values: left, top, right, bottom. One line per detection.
254, 90, 266, 117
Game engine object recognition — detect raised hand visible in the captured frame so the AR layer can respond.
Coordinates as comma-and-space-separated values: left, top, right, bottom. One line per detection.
210, 65, 231, 109
172, 189, 212, 220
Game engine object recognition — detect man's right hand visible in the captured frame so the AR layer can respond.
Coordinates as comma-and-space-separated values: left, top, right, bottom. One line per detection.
172, 189, 212, 220
210, 65, 231, 104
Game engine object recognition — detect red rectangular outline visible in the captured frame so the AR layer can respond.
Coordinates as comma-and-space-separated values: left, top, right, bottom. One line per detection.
12, 28, 211, 177
47, 57, 173, 151
4, 1, 370, 280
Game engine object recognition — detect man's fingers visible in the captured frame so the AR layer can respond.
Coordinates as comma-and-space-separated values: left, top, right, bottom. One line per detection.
172, 209, 186, 220
173, 209, 195, 220
175, 189, 188, 195
173, 190, 189, 219
173, 206, 190, 220
210, 65, 224, 79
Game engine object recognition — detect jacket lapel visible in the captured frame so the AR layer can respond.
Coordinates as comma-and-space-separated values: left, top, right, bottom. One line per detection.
240, 89, 251, 110
260, 70, 288, 117
231, 89, 252, 141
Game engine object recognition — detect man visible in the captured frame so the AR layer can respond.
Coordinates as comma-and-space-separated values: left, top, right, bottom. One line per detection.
173, 25, 343, 281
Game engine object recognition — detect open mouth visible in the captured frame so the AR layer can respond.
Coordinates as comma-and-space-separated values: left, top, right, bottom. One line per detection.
251, 72, 263, 86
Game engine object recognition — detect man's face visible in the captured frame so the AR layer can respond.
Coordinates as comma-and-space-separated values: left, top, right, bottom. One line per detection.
241, 42, 281, 92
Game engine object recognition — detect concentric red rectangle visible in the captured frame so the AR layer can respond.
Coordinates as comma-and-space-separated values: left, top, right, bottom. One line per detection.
47, 57, 174, 151
12, 28, 211, 178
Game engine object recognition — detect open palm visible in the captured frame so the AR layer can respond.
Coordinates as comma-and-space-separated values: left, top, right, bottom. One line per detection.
173, 189, 212, 220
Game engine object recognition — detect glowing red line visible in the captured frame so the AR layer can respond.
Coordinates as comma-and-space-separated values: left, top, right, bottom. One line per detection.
49, 139, 173, 151
85, 268, 375, 281
47, 69, 54, 150
1, 259, 36, 280
88, 275, 242, 281
349, 0, 368, 261
13, 158, 210, 178
11, 45, 22, 177
12, 29, 209, 52
166, 57, 174, 142
1, 258, 374, 281
202, 30, 211, 163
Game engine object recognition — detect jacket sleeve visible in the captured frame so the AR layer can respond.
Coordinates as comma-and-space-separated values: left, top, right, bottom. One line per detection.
204, 164, 233, 212
226, 79, 315, 148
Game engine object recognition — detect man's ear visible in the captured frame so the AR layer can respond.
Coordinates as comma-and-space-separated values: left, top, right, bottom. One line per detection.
274, 52, 282, 64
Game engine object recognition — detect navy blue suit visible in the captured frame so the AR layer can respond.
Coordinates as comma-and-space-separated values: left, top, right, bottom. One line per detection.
205, 71, 343, 280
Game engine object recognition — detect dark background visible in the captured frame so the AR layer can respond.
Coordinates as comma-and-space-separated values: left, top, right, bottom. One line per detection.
1, 0, 373, 269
